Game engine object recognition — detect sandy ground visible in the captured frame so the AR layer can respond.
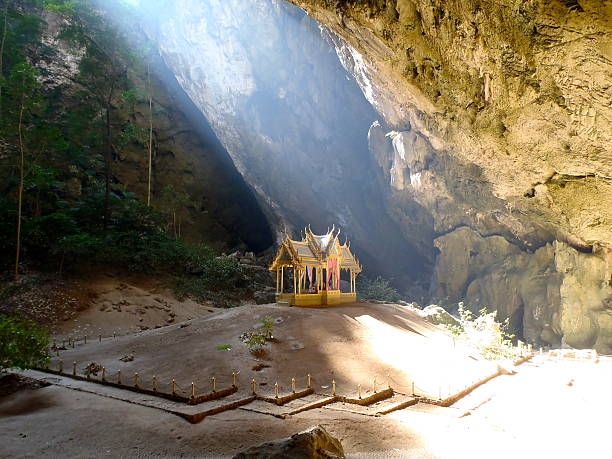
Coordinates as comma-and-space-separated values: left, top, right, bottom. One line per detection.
45, 303, 499, 400
51, 274, 223, 340
3, 299, 608, 458
0, 356, 609, 458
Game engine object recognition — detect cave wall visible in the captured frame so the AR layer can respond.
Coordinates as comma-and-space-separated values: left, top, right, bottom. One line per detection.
285, 0, 612, 350
142, 0, 435, 289
122, 0, 611, 349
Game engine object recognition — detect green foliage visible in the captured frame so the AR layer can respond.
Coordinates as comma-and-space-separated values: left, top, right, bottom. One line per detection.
239, 316, 275, 354
0, 0, 252, 305
357, 275, 401, 302
0, 313, 49, 371
446, 302, 519, 360
215, 344, 232, 350
240, 331, 266, 354
118, 122, 148, 146
260, 315, 274, 339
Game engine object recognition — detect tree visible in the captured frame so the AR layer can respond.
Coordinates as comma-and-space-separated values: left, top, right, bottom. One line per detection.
0, 0, 11, 120
4, 62, 42, 280
146, 64, 153, 207
0, 314, 49, 372
159, 185, 190, 238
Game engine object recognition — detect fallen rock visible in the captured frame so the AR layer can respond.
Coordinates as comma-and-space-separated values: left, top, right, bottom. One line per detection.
233, 425, 344, 459
254, 290, 276, 305
119, 355, 134, 362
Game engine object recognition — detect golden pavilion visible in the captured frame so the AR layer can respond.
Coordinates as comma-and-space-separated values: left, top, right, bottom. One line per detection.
269, 225, 362, 307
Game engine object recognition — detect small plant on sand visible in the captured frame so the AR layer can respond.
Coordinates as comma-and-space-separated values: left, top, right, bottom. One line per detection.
0, 314, 49, 372
240, 317, 275, 355
240, 331, 267, 354
260, 316, 275, 340
446, 302, 519, 360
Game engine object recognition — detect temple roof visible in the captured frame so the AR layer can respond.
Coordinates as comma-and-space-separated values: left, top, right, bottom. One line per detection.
269, 226, 362, 272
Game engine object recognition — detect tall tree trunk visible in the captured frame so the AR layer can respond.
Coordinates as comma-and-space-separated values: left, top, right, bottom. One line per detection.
14, 93, 25, 281
0, 0, 11, 121
103, 84, 114, 228
147, 64, 153, 206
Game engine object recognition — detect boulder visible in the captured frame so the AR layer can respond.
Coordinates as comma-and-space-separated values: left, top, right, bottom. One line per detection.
233, 425, 345, 459
254, 290, 277, 305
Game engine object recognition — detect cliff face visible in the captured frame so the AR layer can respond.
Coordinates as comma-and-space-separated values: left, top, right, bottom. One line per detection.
284, 0, 612, 351
143, 0, 435, 289
39, 8, 273, 253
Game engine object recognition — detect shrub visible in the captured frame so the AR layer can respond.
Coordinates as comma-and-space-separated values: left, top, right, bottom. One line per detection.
240, 317, 275, 354
446, 302, 520, 360
357, 275, 401, 302
240, 331, 267, 354
0, 314, 49, 372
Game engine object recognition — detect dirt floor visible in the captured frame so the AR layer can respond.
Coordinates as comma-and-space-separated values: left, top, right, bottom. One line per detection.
1, 299, 609, 458
0, 356, 609, 458
45, 302, 499, 400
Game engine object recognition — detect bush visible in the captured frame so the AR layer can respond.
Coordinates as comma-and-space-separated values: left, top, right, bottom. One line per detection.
357, 275, 401, 302
446, 302, 520, 360
0, 314, 49, 372
240, 317, 275, 354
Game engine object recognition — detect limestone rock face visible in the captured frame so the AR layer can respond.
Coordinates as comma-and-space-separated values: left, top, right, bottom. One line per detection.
233, 425, 345, 459
289, 0, 611, 249
35, 8, 273, 253
135, 0, 610, 348
144, 0, 434, 284
280, 0, 611, 349
431, 227, 612, 353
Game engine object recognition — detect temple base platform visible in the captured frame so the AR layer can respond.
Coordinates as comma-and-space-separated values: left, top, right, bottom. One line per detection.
276, 290, 356, 307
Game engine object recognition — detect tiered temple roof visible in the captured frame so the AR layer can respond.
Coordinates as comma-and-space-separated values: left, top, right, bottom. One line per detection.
269, 226, 362, 272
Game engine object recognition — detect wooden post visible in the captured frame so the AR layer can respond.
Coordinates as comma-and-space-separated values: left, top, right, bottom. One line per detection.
191, 382, 195, 398
332, 380, 336, 396
172, 379, 176, 395
358, 384, 362, 399
232, 372, 237, 387
117, 370, 121, 384
211, 376, 216, 392
291, 377, 296, 393
275, 382, 279, 398
72, 361, 76, 375
102, 367, 106, 381
373, 377, 377, 393
134, 373, 139, 388
59, 360, 63, 373
307, 374, 311, 388
152, 376, 157, 391
251, 378, 256, 395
